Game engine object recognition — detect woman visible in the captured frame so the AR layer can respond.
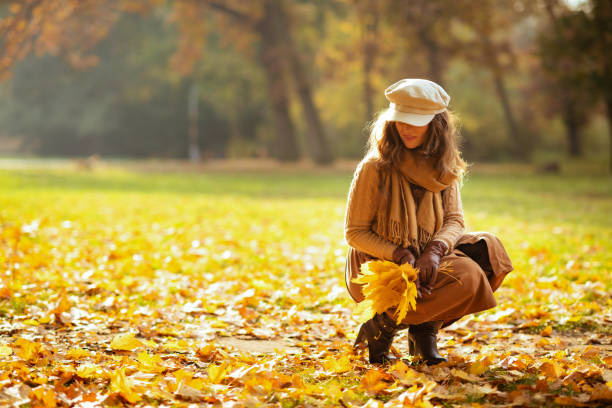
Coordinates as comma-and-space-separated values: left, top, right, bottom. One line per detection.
345, 78, 513, 365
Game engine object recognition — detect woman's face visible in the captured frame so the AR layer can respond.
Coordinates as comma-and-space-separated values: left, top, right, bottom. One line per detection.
394, 121, 429, 149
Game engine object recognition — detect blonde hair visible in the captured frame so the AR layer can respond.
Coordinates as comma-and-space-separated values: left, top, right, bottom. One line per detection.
365, 108, 468, 182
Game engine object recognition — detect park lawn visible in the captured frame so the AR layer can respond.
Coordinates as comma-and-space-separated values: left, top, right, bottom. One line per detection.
0, 163, 610, 406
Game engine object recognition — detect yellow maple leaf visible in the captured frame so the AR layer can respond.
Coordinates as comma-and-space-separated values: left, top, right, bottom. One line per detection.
23, 319, 39, 326
540, 325, 552, 337
0, 345, 12, 357
538, 360, 564, 379
54, 291, 71, 314
66, 348, 91, 359
31, 385, 56, 408
110, 332, 143, 351
468, 355, 494, 376
110, 367, 141, 403
14, 338, 42, 362
388, 360, 422, 386
76, 363, 98, 379
354, 299, 376, 322
196, 343, 217, 361
361, 369, 390, 395
164, 369, 193, 393
450, 368, 481, 382
395, 281, 417, 324
164, 339, 190, 352
137, 351, 165, 373
322, 354, 351, 374
207, 363, 228, 384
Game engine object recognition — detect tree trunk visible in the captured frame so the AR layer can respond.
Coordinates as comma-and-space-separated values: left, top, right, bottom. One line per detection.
273, 0, 333, 165
561, 97, 582, 157
256, 2, 300, 162
361, 0, 378, 124
543, 0, 583, 157
606, 94, 612, 173
187, 82, 201, 162
484, 40, 524, 158
420, 29, 445, 87
491, 70, 521, 151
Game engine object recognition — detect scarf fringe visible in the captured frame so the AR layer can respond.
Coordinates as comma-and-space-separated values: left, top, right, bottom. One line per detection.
375, 220, 434, 257
373, 165, 445, 258
417, 228, 434, 255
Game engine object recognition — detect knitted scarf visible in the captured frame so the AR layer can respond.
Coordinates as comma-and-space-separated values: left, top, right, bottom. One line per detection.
373, 149, 457, 256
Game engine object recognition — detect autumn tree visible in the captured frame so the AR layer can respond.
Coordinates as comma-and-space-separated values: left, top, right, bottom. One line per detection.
450, 0, 537, 159
131, 0, 335, 164
381, 0, 458, 88
553, 0, 612, 171
534, 0, 598, 157
0, 0, 334, 164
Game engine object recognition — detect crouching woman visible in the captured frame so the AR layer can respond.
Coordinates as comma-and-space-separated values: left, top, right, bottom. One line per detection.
345, 78, 514, 365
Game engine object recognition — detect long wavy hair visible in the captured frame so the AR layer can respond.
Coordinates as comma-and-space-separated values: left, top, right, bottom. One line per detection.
365, 108, 468, 181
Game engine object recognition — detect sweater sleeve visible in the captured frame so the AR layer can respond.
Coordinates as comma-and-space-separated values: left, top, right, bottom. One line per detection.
344, 160, 398, 261
432, 180, 465, 253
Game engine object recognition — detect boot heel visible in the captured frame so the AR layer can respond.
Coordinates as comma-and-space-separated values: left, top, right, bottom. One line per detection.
354, 325, 366, 348
408, 337, 415, 355
407, 321, 447, 365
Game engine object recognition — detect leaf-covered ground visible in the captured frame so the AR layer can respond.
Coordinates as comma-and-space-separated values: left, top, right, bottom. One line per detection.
0, 161, 611, 407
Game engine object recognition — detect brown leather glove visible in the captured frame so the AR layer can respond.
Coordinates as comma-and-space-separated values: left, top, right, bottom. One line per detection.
392, 246, 416, 267
415, 240, 448, 291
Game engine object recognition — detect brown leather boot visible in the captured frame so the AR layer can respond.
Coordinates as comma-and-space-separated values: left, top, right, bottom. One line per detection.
408, 320, 447, 365
354, 313, 408, 364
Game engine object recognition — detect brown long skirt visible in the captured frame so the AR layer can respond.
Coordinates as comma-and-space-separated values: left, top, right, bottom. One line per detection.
345, 232, 513, 328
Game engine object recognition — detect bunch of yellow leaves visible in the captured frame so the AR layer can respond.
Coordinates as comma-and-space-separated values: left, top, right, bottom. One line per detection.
352, 260, 453, 325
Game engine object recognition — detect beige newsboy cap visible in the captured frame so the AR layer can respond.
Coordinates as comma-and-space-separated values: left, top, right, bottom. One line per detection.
383, 78, 450, 126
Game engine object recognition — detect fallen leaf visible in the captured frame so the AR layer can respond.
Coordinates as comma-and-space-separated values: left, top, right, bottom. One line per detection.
322, 354, 351, 374
0, 345, 13, 356
66, 348, 91, 359
109, 367, 141, 403
538, 361, 564, 379
76, 363, 99, 379
388, 360, 423, 386
110, 332, 143, 351
14, 338, 42, 362
137, 351, 165, 373
207, 363, 228, 384
361, 369, 391, 395
174, 382, 205, 402
580, 345, 600, 359
540, 325, 552, 337
451, 368, 481, 382
30, 385, 56, 408
468, 355, 494, 375
590, 383, 612, 401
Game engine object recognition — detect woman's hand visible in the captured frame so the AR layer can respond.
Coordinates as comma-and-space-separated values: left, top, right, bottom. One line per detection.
392, 246, 416, 267
393, 246, 431, 299
415, 240, 448, 292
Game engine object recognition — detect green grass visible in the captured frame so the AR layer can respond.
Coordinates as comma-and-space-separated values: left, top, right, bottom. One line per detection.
1, 163, 610, 330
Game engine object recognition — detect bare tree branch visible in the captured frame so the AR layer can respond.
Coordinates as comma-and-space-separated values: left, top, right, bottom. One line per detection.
201, 0, 254, 23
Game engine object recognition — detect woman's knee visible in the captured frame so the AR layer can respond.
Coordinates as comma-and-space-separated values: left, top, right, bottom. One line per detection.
448, 257, 488, 295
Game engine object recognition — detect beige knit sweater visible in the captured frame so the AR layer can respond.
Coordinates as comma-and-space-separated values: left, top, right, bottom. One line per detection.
344, 159, 465, 261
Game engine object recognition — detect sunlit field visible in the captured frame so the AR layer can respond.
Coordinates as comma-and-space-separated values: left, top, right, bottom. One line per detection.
0, 162, 610, 406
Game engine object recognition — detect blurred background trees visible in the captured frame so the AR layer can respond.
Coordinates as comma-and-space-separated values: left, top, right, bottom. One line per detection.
0, 0, 609, 169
